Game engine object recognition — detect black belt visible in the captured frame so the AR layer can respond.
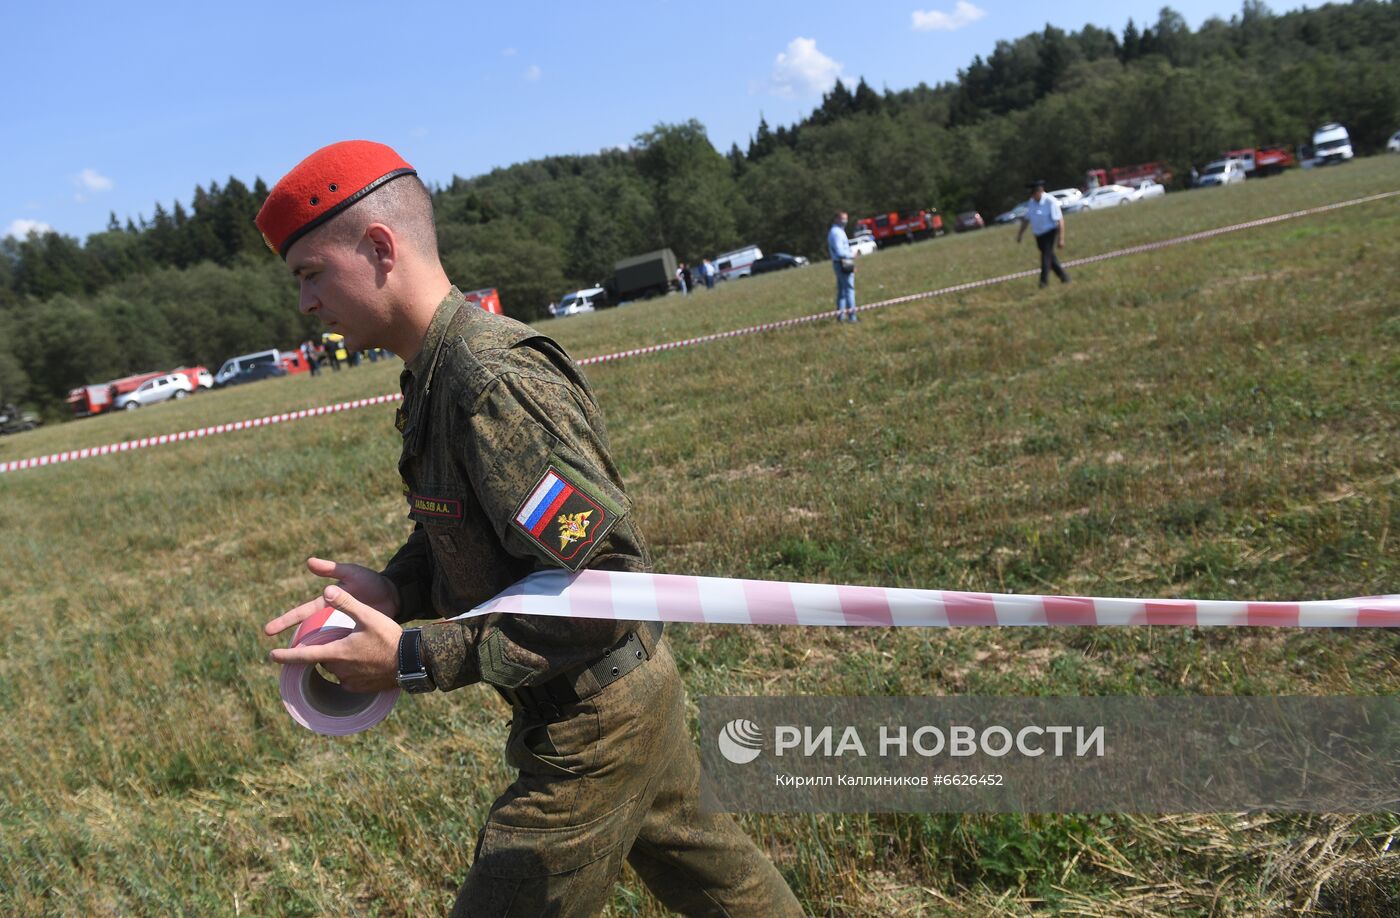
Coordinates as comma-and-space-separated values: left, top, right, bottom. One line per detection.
493, 621, 663, 720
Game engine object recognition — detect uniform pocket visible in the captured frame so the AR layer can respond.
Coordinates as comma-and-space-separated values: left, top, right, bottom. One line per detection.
473, 792, 637, 878
506, 705, 600, 779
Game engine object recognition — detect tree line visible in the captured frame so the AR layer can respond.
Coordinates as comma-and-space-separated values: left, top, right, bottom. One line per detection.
3, 0, 1397, 416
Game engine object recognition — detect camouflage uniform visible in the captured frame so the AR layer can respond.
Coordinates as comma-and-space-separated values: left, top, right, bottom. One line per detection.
383, 288, 802, 916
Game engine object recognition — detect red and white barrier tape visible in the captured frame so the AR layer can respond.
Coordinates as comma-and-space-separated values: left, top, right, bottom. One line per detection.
280, 605, 400, 735
1, 394, 402, 475
7, 190, 1397, 477
470, 570, 1400, 629
285, 569, 1400, 734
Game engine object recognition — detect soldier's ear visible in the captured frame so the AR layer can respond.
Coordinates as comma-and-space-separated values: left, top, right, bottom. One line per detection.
365, 223, 397, 273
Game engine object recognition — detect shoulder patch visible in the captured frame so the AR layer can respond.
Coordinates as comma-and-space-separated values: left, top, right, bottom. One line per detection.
511, 463, 618, 570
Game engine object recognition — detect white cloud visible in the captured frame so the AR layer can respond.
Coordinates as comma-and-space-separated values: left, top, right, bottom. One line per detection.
767, 37, 847, 97
912, 2, 987, 32
524, 64, 542, 81
502, 46, 517, 57
75, 168, 113, 192
6, 218, 53, 240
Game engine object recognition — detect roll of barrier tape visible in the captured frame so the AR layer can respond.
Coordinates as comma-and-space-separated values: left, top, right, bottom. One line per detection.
279, 605, 400, 736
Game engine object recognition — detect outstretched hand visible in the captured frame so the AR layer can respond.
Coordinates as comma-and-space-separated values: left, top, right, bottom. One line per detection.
264, 558, 404, 694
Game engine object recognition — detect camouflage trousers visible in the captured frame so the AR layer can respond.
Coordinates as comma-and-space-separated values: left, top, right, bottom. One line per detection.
452, 638, 803, 917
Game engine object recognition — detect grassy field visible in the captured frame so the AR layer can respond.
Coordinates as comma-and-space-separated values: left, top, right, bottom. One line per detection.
2, 156, 1399, 916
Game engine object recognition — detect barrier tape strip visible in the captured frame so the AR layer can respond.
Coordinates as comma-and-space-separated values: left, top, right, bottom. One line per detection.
466, 569, 1400, 629
284, 570, 1400, 734
7, 189, 1397, 477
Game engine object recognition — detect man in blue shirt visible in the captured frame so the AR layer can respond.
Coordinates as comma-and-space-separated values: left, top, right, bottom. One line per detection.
827, 211, 858, 322
1016, 180, 1070, 287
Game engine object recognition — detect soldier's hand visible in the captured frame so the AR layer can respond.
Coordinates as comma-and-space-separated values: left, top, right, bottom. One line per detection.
264, 557, 401, 642
266, 585, 403, 694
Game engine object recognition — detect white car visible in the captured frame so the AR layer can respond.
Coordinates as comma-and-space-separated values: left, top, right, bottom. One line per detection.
1066, 184, 1138, 213
1387, 130, 1400, 153
552, 287, 606, 316
1134, 180, 1166, 200
1048, 188, 1083, 207
848, 234, 877, 256
1196, 159, 1246, 187
114, 373, 194, 410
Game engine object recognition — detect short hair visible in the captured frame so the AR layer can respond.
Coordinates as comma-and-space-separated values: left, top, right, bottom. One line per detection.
834, 210, 848, 221
314, 174, 439, 258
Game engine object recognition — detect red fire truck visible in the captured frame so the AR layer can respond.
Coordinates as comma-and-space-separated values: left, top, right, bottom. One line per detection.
1086, 161, 1172, 190
464, 287, 503, 314
66, 365, 212, 417
1224, 146, 1296, 177
855, 209, 944, 245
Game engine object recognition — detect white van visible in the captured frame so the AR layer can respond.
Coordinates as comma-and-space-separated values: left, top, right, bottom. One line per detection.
714, 245, 763, 281
215, 349, 281, 386
552, 288, 608, 317
1312, 122, 1354, 165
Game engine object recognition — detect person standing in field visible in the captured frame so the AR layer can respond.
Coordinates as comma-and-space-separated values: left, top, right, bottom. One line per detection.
827, 211, 857, 323
701, 257, 716, 289
302, 339, 319, 376
1016, 179, 1070, 288
258, 141, 802, 917
676, 261, 689, 296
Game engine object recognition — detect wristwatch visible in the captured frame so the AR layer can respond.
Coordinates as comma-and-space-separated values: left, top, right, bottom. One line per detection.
396, 627, 436, 694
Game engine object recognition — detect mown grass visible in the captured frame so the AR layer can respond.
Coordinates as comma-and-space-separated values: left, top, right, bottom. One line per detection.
2, 156, 1398, 915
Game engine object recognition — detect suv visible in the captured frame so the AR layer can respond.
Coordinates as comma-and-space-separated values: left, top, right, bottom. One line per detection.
552, 287, 608, 316
114, 373, 193, 410
1195, 159, 1246, 187
750, 253, 809, 275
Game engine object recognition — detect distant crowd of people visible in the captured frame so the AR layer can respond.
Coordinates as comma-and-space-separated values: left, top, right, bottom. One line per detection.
673, 258, 716, 295
298, 338, 388, 377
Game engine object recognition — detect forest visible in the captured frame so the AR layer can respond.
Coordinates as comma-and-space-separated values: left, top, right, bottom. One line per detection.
2, 0, 1397, 415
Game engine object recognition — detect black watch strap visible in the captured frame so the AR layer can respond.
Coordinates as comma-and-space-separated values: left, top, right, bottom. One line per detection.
397, 628, 436, 694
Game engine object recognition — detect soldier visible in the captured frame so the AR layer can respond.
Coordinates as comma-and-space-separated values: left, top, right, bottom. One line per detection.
259, 141, 802, 917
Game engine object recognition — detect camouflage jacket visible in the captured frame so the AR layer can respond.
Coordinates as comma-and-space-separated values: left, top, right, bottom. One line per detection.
382, 288, 650, 691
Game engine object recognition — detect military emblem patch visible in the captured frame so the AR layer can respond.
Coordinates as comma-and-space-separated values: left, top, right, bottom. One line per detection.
512, 465, 615, 569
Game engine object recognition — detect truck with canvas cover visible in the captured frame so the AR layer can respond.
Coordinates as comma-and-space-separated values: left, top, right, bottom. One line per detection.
611, 248, 677, 301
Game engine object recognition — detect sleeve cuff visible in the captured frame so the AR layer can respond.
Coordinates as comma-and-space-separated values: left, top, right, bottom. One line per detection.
381, 564, 430, 622
419, 619, 483, 692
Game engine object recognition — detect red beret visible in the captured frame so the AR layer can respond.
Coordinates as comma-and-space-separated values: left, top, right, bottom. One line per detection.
255, 140, 416, 258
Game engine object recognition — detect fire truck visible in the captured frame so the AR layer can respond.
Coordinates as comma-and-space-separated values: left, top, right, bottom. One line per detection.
464, 287, 503, 314
1224, 146, 1297, 177
855, 208, 944, 245
1085, 161, 1172, 190
67, 366, 212, 417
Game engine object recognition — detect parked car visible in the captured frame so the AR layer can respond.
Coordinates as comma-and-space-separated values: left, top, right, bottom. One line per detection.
551, 287, 607, 316
215, 363, 288, 388
848, 234, 877, 256
994, 201, 1029, 225
750, 253, 810, 275
1195, 159, 1246, 187
1049, 188, 1083, 207
1134, 180, 1166, 200
1066, 183, 1138, 212
1388, 130, 1400, 153
113, 373, 193, 409
954, 211, 985, 233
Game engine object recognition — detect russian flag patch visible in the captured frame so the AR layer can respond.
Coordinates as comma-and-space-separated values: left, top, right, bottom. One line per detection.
512, 465, 615, 569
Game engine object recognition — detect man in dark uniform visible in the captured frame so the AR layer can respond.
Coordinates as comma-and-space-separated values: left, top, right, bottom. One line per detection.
260, 141, 801, 917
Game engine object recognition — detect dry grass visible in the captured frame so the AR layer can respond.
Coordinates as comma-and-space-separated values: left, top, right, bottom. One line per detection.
1, 157, 1398, 915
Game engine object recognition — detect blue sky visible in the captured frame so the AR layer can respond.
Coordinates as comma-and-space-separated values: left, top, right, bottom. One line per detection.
4, 0, 1291, 241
